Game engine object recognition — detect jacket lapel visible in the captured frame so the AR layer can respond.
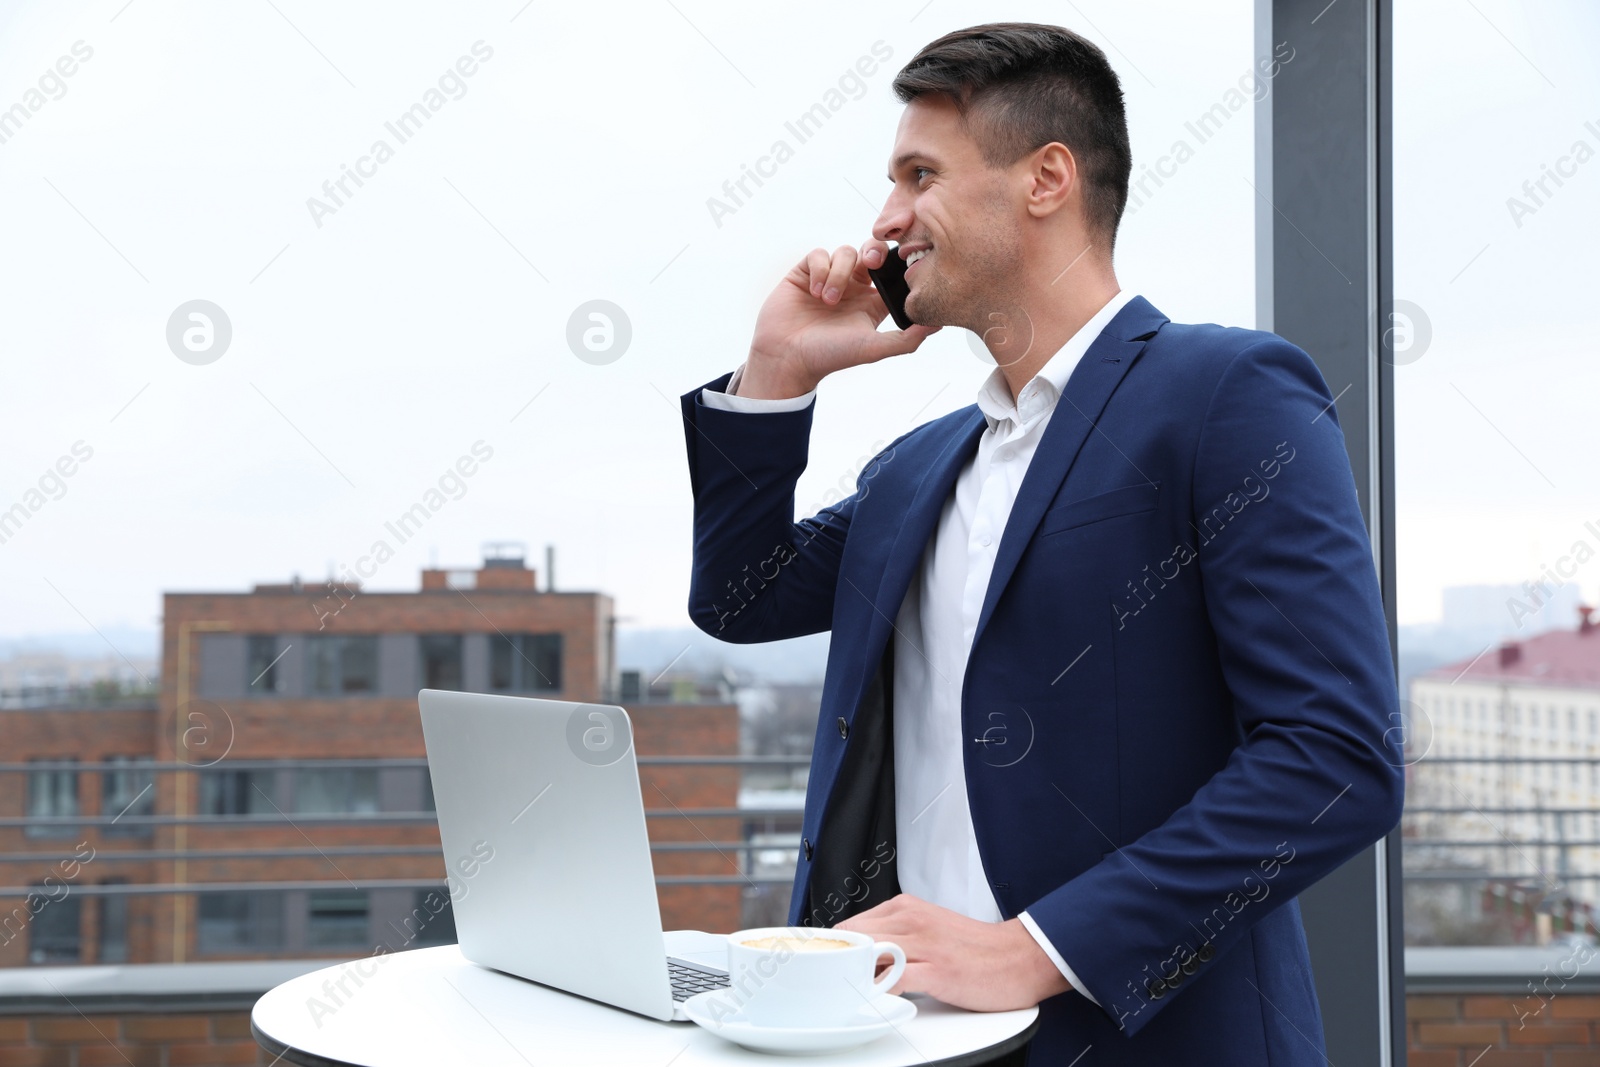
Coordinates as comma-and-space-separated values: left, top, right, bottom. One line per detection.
971, 296, 1168, 645
864, 407, 986, 642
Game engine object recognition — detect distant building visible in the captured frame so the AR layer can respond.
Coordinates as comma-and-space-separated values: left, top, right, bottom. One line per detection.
1408, 606, 1600, 935
0, 549, 739, 967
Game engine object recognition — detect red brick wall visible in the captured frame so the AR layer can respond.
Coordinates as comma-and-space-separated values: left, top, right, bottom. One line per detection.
0, 707, 159, 969
631, 703, 742, 932
1408, 992, 1600, 1066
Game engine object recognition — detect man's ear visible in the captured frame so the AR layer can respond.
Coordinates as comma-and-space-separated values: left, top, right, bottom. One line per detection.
1024, 141, 1078, 220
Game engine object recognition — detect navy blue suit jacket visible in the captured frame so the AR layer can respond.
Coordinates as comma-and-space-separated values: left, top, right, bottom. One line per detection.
679, 296, 1404, 1064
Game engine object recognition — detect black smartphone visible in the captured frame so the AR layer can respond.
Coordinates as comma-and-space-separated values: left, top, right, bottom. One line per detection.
867, 245, 914, 330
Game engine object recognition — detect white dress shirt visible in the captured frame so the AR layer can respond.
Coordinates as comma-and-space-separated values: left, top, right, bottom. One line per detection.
700, 288, 1137, 1006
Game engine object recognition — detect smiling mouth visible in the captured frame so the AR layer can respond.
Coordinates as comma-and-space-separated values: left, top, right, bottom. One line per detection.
904, 247, 931, 276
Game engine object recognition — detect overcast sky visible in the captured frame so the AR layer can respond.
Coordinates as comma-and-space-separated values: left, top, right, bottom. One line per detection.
0, 0, 1594, 651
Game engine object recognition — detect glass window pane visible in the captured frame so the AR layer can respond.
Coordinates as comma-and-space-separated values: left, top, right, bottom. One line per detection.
101, 756, 154, 838
489, 635, 514, 691
527, 634, 562, 692
295, 768, 378, 814
197, 891, 284, 954
308, 636, 379, 694
487, 634, 563, 692
340, 637, 376, 692
1397, 1, 1599, 948
245, 634, 283, 693
199, 769, 277, 815
307, 890, 369, 948
26, 764, 77, 839
420, 635, 464, 690
27, 887, 82, 964
98, 883, 128, 964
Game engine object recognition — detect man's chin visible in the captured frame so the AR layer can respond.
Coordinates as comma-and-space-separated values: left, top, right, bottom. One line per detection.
903, 291, 950, 330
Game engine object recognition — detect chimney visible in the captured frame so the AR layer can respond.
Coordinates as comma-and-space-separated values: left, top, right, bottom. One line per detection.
1581, 605, 1596, 635
1498, 641, 1522, 668
546, 544, 556, 593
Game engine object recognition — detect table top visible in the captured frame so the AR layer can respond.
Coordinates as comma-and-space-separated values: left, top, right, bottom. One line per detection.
251, 940, 1039, 1066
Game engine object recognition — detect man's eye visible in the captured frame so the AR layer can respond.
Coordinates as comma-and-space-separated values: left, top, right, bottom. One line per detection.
914, 167, 932, 184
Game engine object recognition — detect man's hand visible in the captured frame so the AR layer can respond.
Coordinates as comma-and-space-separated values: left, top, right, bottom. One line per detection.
738, 241, 941, 400
833, 894, 1072, 1012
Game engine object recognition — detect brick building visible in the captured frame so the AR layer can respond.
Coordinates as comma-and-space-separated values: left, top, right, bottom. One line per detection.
0, 550, 740, 968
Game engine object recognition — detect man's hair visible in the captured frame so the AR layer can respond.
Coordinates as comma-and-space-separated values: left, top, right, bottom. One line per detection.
892, 23, 1132, 249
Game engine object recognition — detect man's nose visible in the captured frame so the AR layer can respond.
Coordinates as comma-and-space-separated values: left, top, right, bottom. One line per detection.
873, 194, 912, 243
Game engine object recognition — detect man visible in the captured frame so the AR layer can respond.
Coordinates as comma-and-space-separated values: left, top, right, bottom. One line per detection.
678, 22, 1403, 1065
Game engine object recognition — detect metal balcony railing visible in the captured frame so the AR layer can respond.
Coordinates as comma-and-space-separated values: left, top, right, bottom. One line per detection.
0, 756, 812, 899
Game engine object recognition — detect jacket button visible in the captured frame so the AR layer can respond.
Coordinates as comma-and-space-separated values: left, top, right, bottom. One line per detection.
1198, 943, 1215, 962
1146, 977, 1167, 1000
802, 838, 813, 861
837, 716, 849, 740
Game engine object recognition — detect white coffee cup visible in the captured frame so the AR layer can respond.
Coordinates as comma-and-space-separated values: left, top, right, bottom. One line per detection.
718, 925, 907, 1029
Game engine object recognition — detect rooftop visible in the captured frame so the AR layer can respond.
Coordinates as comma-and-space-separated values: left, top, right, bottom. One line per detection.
1424, 606, 1600, 689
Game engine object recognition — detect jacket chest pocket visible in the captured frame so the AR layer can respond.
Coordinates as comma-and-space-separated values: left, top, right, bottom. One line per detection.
1038, 482, 1160, 537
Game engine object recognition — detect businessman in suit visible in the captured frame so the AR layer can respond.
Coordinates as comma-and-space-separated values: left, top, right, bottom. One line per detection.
678, 22, 1404, 1065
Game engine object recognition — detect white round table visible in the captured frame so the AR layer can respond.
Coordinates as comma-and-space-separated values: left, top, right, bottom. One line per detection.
251, 944, 1039, 1066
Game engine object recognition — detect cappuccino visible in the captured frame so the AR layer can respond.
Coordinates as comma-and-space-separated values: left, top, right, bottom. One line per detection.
740, 935, 851, 952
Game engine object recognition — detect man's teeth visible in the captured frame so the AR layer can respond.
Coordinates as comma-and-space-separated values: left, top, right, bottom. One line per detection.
905, 248, 929, 267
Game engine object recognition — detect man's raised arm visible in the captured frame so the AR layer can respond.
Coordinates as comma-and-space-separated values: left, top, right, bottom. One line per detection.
681, 241, 939, 643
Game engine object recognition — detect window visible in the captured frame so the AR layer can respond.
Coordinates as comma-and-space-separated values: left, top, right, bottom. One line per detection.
98, 881, 128, 963
197, 891, 284, 954
198, 770, 277, 816
101, 756, 154, 837
306, 890, 368, 948
405, 888, 456, 947
294, 767, 378, 814
246, 634, 284, 693
308, 635, 378, 694
26, 762, 77, 839
489, 633, 562, 693
419, 635, 464, 690
27, 885, 81, 964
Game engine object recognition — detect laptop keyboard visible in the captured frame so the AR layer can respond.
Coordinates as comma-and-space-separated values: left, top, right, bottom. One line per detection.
667, 956, 731, 1001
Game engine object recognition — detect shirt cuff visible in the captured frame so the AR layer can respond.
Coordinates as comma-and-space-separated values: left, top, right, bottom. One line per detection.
698, 363, 816, 413
1018, 910, 1100, 1007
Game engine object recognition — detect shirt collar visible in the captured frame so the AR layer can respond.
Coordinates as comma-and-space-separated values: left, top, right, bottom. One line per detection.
975, 289, 1140, 433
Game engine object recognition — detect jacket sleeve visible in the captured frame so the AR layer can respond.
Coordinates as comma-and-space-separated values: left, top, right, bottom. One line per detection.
1019, 338, 1405, 1036
681, 373, 901, 644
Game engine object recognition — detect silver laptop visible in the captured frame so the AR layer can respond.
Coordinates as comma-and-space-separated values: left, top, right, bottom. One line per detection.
417, 689, 731, 1022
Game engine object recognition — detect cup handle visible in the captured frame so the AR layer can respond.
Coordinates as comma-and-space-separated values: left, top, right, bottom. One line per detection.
870, 941, 907, 997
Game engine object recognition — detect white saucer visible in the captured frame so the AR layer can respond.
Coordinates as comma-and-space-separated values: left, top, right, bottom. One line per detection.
682, 990, 918, 1055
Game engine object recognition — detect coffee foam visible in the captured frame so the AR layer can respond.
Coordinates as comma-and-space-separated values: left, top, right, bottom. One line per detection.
740, 935, 852, 952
